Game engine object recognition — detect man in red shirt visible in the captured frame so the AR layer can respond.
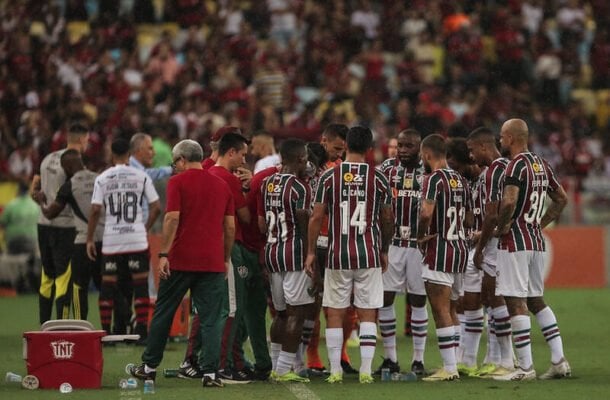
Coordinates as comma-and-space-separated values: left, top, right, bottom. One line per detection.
208, 132, 258, 383
128, 139, 235, 388
201, 126, 243, 170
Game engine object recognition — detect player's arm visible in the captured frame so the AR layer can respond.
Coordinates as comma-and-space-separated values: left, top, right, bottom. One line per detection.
145, 200, 161, 231
380, 204, 393, 253
417, 199, 435, 242
304, 202, 326, 278
540, 185, 568, 229
496, 184, 519, 236
158, 210, 179, 279
474, 199, 499, 268
86, 204, 102, 260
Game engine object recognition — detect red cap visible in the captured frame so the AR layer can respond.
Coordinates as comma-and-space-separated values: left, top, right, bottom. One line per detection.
211, 126, 242, 142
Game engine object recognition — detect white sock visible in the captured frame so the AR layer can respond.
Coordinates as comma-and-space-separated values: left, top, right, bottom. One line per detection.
484, 307, 500, 365
411, 305, 428, 363
270, 342, 282, 371
326, 328, 343, 375
276, 351, 296, 376
462, 308, 484, 367
144, 364, 156, 373
359, 321, 377, 375
295, 320, 315, 371
492, 305, 514, 368
437, 326, 457, 373
535, 306, 565, 364
511, 315, 533, 370
454, 323, 463, 363
378, 305, 397, 362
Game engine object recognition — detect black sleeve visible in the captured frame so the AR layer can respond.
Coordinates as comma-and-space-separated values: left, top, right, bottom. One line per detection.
503, 176, 522, 187
55, 180, 72, 205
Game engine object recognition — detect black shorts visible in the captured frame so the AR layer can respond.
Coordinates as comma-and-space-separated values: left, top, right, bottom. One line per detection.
37, 225, 76, 278
102, 250, 150, 276
72, 242, 102, 288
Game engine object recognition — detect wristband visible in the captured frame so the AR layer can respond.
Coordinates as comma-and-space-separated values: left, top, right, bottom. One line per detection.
158, 252, 169, 258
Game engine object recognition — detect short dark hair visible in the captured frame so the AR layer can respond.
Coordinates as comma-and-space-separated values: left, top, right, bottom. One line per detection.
306, 142, 328, 168
68, 122, 89, 135
111, 138, 130, 156
446, 137, 473, 165
346, 126, 373, 154
280, 138, 306, 164
60, 149, 80, 163
218, 132, 250, 156
398, 128, 422, 139
420, 134, 446, 158
323, 123, 348, 141
467, 126, 496, 144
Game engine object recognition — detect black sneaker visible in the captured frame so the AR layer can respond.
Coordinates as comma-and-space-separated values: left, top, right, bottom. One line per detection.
308, 367, 329, 377
178, 362, 204, 379
129, 363, 156, 381
202, 374, 224, 388
251, 369, 271, 381
411, 360, 425, 376
373, 358, 401, 376
217, 368, 252, 384
341, 360, 358, 374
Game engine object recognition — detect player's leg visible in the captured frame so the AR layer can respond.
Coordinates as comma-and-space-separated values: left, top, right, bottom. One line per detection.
99, 255, 119, 334
133, 271, 191, 379
70, 243, 90, 320
269, 272, 288, 373
405, 248, 429, 375
528, 251, 570, 379
295, 302, 316, 375
50, 227, 76, 320
483, 264, 514, 372
340, 306, 358, 373
129, 251, 151, 343
218, 244, 249, 382
179, 309, 203, 378
194, 271, 229, 385
275, 270, 314, 382
421, 269, 459, 381
241, 248, 271, 378
493, 250, 535, 381
322, 269, 350, 382
37, 225, 55, 324
459, 252, 484, 374
113, 263, 132, 334
354, 268, 383, 383
376, 245, 405, 373
306, 247, 327, 373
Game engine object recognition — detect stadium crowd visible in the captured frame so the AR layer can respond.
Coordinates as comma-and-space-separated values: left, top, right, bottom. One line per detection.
0, 0, 610, 183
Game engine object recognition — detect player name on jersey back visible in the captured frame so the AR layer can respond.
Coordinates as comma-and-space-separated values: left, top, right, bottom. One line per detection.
91, 164, 159, 255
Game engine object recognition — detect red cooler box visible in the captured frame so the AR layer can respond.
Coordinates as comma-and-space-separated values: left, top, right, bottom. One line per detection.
23, 330, 106, 389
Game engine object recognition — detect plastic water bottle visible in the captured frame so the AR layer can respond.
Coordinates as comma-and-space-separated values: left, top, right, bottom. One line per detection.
143, 379, 155, 394
381, 368, 390, 381
5, 372, 22, 383
163, 369, 180, 378
119, 378, 138, 389
400, 372, 418, 382
125, 363, 136, 375
59, 382, 73, 393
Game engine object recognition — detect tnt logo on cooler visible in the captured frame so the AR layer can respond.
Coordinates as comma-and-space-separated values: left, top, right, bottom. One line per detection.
50, 340, 75, 360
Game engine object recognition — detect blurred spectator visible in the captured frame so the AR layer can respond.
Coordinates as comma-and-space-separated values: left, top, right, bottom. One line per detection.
0, 183, 40, 292
350, 0, 379, 41
8, 137, 34, 185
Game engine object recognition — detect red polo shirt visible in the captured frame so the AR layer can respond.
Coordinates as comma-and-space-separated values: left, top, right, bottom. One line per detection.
208, 165, 247, 243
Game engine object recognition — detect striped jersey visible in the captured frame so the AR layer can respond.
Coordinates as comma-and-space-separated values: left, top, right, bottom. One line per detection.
480, 157, 509, 260
55, 169, 105, 244
499, 152, 561, 252
91, 164, 159, 255
421, 168, 470, 273
38, 150, 73, 227
315, 162, 391, 270
379, 158, 424, 248
470, 169, 486, 233
261, 173, 311, 273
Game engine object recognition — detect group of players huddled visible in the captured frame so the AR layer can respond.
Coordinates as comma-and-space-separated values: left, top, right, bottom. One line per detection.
32, 119, 571, 388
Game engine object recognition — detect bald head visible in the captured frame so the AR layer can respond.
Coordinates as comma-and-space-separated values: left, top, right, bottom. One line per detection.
503, 119, 529, 143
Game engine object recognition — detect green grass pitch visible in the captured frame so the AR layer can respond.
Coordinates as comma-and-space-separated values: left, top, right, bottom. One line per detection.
1, 289, 609, 399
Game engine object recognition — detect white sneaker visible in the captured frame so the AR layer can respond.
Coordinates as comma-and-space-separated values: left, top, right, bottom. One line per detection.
539, 359, 571, 380
492, 367, 536, 381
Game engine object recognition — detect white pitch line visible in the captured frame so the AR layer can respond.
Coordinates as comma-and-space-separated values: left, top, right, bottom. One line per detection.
284, 383, 322, 400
